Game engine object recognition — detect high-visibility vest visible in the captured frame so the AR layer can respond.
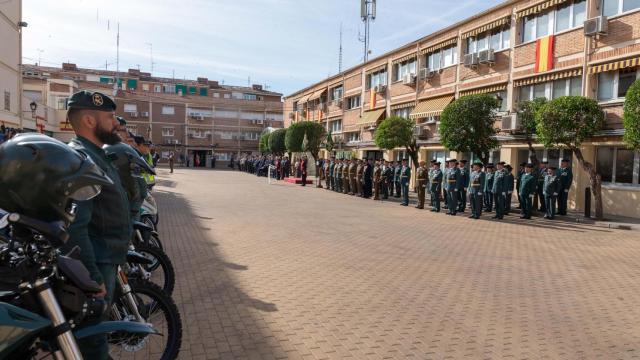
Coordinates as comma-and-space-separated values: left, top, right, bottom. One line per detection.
143, 153, 156, 184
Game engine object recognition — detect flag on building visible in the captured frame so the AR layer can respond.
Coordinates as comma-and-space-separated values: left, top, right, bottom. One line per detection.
535, 35, 554, 73
369, 89, 376, 110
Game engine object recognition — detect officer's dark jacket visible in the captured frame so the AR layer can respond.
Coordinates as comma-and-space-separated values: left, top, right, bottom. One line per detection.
66, 136, 132, 284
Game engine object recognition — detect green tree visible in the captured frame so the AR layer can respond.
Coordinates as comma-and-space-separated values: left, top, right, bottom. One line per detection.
268, 128, 287, 156
374, 116, 419, 169
325, 130, 335, 154
259, 132, 271, 154
623, 79, 640, 150
516, 97, 548, 167
285, 120, 326, 173
285, 122, 305, 153
536, 96, 605, 219
440, 94, 499, 164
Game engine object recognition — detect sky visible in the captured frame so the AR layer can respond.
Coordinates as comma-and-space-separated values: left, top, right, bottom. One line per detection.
22, 0, 504, 96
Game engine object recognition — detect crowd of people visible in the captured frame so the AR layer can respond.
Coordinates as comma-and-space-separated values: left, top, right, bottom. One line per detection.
0, 123, 20, 144
242, 154, 574, 221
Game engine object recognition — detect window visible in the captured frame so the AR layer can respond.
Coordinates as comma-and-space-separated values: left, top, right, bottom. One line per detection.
161, 106, 175, 115
330, 119, 342, 133
597, 69, 638, 101
603, 0, 640, 16
163, 84, 175, 93
216, 152, 231, 161
162, 127, 175, 137
215, 109, 238, 118
223, 93, 231, 99
518, 76, 582, 102
426, 45, 458, 69
347, 132, 360, 142
346, 95, 361, 110
394, 59, 417, 81
4, 91, 9, 111
521, 0, 586, 43
142, 84, 150, 92
466, 28, 510, 55
55, 97, 68, 110
331, 86, 343, 101
496, 90, 509, 112
154, 85, 162, 93
597, 147, 640, 185
124, 103, 137, 112
392, 107, 412, 119
126, 125, 137, 135
243, 93, 257, 101
245, 132, 259, 140
367, 70, 387, 89
218, 131, 233, 139
213, 92, 220, 98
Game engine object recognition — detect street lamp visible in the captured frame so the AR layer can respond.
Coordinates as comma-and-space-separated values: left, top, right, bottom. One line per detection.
29, 101, 37, 118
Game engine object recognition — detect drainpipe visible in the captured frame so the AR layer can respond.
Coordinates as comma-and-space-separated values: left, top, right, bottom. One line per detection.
17, 0, 24, 129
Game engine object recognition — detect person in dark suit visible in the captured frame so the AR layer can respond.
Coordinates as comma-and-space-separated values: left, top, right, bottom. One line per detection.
363, 159, 373, 198
300, 155, 308, 186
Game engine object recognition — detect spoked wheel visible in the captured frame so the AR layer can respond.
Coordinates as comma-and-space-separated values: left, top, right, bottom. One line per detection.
130, 245, 175, 295
109, 281, 182, 360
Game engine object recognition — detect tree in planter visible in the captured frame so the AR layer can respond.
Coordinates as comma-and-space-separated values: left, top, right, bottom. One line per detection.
516, 97, 548, 167
284, 120, 326, 175
268, 128, 287, 156
259, 132, 271, 154
440, 94, 499, 164
536, 96, 605, 219
374, 116, 419, 170
623, 79, 640, 150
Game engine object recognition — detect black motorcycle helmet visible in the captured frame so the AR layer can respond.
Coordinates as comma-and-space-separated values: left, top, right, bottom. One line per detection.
103, 142, 156, 177
0, 133, 114, 224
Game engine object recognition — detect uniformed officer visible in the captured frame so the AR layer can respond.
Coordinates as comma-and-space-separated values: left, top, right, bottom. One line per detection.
484, 163, 495, 212
335, 159, 343, 192
349, 158, 358, 196
356, 159, 364, 197
537, 160, 548, 212
519, 163, 537, 219
324, 157, 332, 190
342, 158, 351, 194
444, 159, 461, 215
429, 161, 443, 212
415, 161, 428, 209
492, 162, 508, 220
468, 162, 485, 219
394, 161, 402, 198
363, 158, 373, 198
399, 159, 411, 206
544, 166, 560, 219
557, 158, 573, 215
516, 162, 525, 209
64, 90, 132, 359
373, 160, 382, 200
504, 164, 515, 215
457, 159, 469, 212
382, 160, 392, 199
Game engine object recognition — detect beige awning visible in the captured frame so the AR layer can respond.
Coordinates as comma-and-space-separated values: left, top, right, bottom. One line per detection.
390, 101, 416, 110
366, 64, 387, 74
392, 53, 418, 65
356, 108, 385, 126
343, 124, 360, 132
461, 17, 511, 39
516, 0, 569, 19
589, 56, 640, 74
308, 89, 326, 101
297, 93, 312, 104
409, 95, 454, 119
420, 38, 457, 55
513, 68, 582, 87
459, 83, 508, 97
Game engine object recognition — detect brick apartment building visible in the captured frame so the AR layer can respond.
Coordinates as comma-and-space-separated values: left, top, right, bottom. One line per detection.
21, 63, 283, 166
0, 0, 22, 130
284, 0, 640, 219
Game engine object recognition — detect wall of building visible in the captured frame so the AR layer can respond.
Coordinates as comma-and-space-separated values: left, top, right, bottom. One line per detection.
0, 0, 21, 128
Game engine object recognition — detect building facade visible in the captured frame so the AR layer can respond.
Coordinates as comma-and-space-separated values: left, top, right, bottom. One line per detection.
0, 0, 22, 129
22, 64, 283, 166
284, 0, 640, 219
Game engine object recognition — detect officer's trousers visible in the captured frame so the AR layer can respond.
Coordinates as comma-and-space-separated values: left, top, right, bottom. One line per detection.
505, 192, 513, 214
350, 178, 357, 195
382, 181, 389, 199
443, 191, 449, 209
545, 195, 557, 219
374, 181, 381, 200
343, 177, 349, 194
416, 184, 425, 208
458, 189, 467, 212
520, 194, 533, 218
557, 190, 568, 215
78, 264, 117, 360
538, 187, 546, 211
395, 181, 402, 197
470, 193, 483, 218
325, 175, 332, 189
447, 190, 458, 214
401, 182, 409, 205
430, 189, 440, 211
484, 191, 493, 211
493, 192, 505, 218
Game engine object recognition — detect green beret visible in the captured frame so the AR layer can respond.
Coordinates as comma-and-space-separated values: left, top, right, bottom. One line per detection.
117, 116, 127, 126
67, 90, 117, 111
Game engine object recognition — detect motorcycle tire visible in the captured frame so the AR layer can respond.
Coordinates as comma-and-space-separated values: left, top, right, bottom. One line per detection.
109, 281, 182, 360
133, 244, 175, 296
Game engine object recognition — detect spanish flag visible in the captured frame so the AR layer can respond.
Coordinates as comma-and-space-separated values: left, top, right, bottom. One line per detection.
535, 35, 554, 73
369, 89, 376, 110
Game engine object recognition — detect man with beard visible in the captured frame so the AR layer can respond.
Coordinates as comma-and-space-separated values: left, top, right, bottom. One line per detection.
65, 90, 132, 360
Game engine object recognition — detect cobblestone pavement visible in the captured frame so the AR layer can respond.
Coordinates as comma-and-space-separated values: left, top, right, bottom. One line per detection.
154, 169, 640, 360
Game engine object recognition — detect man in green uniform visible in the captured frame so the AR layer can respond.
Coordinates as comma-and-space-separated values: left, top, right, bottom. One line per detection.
356, 159, 364, 197
457, 159, 469, 212
342, 159, 350, 194
64, 90, 132, 360
519, 163, 537, 219
484, 163, 495, 212
349, 158, 358, 196
415, 160, 427, 209
429, 161, 443, 212
468, 162, 485, 219
504, 164, 515, 215
373, 160, 382, 200
326, 157, 334, 190
516, 162, 525, 209
335, 159, 343, 192
557, 158, 573, 215
394, 161, 402, 198
399, 159, 411, 206
537, 160, 548, 212
544, 166, 560, 219
492, 162, 508, 220
444, 159, 461, 215
382, 160, 392, 199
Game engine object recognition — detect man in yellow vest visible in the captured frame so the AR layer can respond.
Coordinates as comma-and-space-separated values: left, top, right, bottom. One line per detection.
133, 135, 156, 185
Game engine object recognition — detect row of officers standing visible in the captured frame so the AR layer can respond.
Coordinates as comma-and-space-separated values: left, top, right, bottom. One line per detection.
318, 157, 573, 220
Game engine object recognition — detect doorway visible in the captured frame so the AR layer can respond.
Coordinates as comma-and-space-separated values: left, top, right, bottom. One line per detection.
193, 150, 207, 167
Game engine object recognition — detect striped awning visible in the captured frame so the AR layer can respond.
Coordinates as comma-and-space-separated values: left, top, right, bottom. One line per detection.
516, 0, 569, 19
366, 64, 387, 74
392, 53, 418, 65
297, 93, 312, 104
588, 57, 640, 74
409, 95, 454, 119
461, 16, 511, 39
459, 83, 508, 97
513, 68, 582, 87
420, 38, 458, 55
391, 101, 416, 110
308, 88, 326, 101
343, 124, 360, 132
356, 108, 385, 126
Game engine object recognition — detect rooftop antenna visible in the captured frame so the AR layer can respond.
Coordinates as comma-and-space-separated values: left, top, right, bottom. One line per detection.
36, 48, 44, 66
360, 0, 376, 63
339, 22, 343, 72
114, 22, 120, 96
146, 42, 154, 73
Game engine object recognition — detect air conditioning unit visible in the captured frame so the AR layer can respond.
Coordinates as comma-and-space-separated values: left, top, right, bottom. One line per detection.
129, 112, 138, 118
332, 99, 343, 107
584, 16, 608, 36
374, 85, 387, 93
419, 68, 437, 80
173, 139, 180, 144
402, 73, 417, 85
196, 115, 204, 120
413, 125, 423, 136
501, 114, 518, 131
464, 53, 479, 67
478, 49, 495, 65
141, 112, 149, 118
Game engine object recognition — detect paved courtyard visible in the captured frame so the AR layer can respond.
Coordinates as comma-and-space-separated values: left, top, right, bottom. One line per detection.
154, 168, 640, 360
